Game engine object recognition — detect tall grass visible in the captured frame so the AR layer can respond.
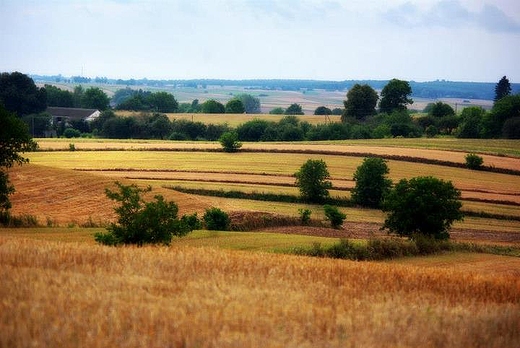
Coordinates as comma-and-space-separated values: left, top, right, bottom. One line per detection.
1, 237, 519, 347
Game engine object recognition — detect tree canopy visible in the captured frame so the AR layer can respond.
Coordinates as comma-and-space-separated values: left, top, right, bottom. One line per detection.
351, 157, 392, 208
494, 76, 511, 102
0, 72, 47, 116
382, 176, 463, 240
295, 159, 332, 203
235, 94, 261, 113
81, 87, 110, 110
428, 101, 455, 118
201, 99, 225, 113
379, 79, 413, 114
225, 99, 245, 113
342, 84, 378, 120
285, 103, 304, 115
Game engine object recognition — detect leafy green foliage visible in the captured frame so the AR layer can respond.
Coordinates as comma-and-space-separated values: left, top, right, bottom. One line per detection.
95, 182, 192, 246
323, 205, 346, 229
235, 94, 261, 113
342, 83, 378, 120
201, 99, 225, 113
351, 157, 392, 208
295, 159, 332, 203
298, 208, 312, 225
81, 87, 110, 110
494, 76, 511, 102
285, 103, 304, 115
382, 176, 463, 240
314, 106, 332, 115
379, 79, 413, 114
465, 153, 484, 170
219, 131, 242, 152
203, 207, 230, 231
457, 106, 485, 138
428, 101, 455, 118
45, 84, 74, 107
482, 94, 520, 138
0, 72, 47, 116
269, 107, 285, 115
225, 99, 245, 113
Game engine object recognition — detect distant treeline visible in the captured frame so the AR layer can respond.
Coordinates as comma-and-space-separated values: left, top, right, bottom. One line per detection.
31, 74, 520, 101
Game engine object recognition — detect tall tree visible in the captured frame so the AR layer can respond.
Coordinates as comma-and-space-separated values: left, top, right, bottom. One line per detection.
351, 157, 392, 208
0, 106, 34, 219
236, 94, 261, 113
494, 76, 511, 102
149, 91, 178, 113
225, 99, 245, 113
0, 72, 47, 116
382, 176, 463, 240
295, 159, 332, 203
81, 87, 110, 110
379, 79, 413, 114
285, 103, 304, 115
201, 100, 225, 113
342, 84, 378, 121
428, 101, 455, 118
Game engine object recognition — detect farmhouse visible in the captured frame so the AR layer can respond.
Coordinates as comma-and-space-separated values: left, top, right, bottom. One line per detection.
46, 107, 101, 124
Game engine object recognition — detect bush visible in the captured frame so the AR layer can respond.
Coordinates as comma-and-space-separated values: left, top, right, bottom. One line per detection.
219, 131, 242, 152
465, 153, 484, 170
63, 128, 81, 138
94, 182, 193, 246
298, 208, 312, 225
203, 207, 230, 231
323, 205, 346, 229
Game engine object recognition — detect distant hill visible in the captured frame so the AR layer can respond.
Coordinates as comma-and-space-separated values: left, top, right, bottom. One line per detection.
31, 75, 520, 101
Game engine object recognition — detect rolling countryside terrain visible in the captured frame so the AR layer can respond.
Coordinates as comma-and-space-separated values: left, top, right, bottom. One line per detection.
2, 136, 520, 347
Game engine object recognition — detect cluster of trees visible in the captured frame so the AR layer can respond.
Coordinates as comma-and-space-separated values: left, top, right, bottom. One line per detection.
341, 77, 519, 139
295, 157, 463, 240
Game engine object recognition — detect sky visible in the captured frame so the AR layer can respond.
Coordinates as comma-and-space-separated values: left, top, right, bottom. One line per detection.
1, 0, 519, 82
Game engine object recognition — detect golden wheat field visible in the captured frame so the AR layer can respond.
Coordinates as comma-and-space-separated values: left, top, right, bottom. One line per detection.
1, 236, 519, 348
2, 138, 520, 347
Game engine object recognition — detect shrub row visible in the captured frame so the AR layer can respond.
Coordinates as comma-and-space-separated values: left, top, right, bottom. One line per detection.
291, 236, 520, 260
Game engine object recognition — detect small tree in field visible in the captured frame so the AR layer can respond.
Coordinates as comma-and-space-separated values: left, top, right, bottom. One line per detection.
295, 159, 332, 203
219, 131, 242, 152
465, 153, 484, 170
382, 176, 463, 240
203, 207, 230, 231
351, 157, 392, 208
323, 205, 346, 229
95, 182, 193, 246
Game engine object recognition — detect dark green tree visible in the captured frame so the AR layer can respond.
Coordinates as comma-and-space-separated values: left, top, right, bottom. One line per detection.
201, 99, 225, 113
219, 131, 242, 152
203, 207, 230, 230
94, 182, 193, 246
379, 79, 413, 114
0, 106, 34, 220
285, 103, 304, 115
236, 94, 261, 113
428, 101, 455, 118
351, 157, 392, 208
323, 205, 346, 229
382, 176, 463, 240
314, 106, 332, 115
482, 94, 520, 138
44, 84, 74, 107
295, 159, 332, 203
81, 87, 110, 110
269, 107, 285, 114
0, 72, 47, 116
342, 84, 378, 121
494, 76, 511, 102
225, 99, 245, 113
457, 107, 485, 138
149, 91, 178, 113
149, 113, 172, 139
